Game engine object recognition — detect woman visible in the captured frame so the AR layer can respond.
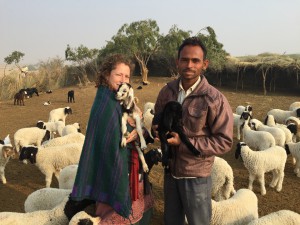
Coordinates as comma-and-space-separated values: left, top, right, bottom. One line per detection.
68, 54, 154, 225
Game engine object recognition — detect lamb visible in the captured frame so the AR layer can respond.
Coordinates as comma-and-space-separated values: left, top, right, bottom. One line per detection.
235, 142, 287, 195
0, 196, 70, 225
43, 101, 51, 106
43, 133, 85, 148
68, 90, 75, 103
285, 142, 300, 177
37, 120, 65, 138
0, 135, 16, 184
13, 89, 27, 106
210, 189, 258, 225
236, 104, 253, 115
19, 143, 83, 187
211, 156, 236, 201
62, 122, 81, 136
233, 111, 252, 140
264, 114, 294, 144
250, 118, 286, 147
158, 101, 201, 171
241, 119, 276, 151
267, 108, 300, 124
24, 188, 71, 212
14, 127, 51, 152
289, 101, 300, 111
247, 209, 300, 225
48, 106, 72, 123
59, 164, 78, 189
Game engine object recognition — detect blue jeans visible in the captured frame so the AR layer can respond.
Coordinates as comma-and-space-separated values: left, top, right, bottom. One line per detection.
164, 174, 212, 225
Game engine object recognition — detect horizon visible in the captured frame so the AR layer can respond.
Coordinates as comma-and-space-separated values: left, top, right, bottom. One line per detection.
1, 0, 299, 65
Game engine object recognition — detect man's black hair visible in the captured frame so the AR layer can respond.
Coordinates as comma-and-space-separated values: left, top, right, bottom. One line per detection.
178, 37, 207, 59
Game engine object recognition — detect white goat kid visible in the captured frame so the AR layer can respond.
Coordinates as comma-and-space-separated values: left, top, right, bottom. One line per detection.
115, 83, 148, 172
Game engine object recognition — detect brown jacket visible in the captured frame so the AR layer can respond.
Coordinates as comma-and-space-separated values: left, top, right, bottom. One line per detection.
153, 76, 233, 177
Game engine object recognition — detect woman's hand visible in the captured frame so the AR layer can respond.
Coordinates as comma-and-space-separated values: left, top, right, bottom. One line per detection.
126, 129, 138, 143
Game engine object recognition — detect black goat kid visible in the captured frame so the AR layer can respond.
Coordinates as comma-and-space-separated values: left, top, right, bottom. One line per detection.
158, 101, 201, 171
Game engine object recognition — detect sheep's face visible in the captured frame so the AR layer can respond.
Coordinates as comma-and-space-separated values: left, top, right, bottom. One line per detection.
36, 121, 46, 129
19, 146, 38, 164
115, 83, 131, 101
235, 142, 246, 159
65, 107, 73, 115
296, 108, 300, 117
42, 130, 51, 143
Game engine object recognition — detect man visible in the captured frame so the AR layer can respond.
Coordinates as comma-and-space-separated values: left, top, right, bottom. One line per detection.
152, 37, 233, 225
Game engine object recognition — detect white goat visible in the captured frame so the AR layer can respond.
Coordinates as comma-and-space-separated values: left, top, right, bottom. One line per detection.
115, 83, 148, 172
235, 142, 287, 195
0, 135, 16, 184
48, 106, 72, 123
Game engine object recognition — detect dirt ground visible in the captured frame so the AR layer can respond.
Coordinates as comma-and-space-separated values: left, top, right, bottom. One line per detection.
0, 76, 299, 224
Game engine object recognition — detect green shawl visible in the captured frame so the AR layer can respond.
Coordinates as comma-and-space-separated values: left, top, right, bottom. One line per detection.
71, 86, 132, 218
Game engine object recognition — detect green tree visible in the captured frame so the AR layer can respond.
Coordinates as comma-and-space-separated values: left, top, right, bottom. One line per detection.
102, 19, 161, 83
158, 25, 191, 77
3, 51, 25, 76
65, 44, 99, 85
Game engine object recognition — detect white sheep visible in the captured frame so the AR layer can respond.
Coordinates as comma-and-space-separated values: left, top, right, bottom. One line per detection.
19, 143, 83, 187
235, 142, 287, 195
42, 133, 85, 148
236, 104, 253, 115
289, 102, 300, 111
233, 111, 252, 140
62, 122, 81, 136
264, 115, 294, 144
37, 120, 65, 138
24, 188, 71, 212
247, 210, 300, 225
59, 164, 78, 189
267, 108, 300, 124
0, 196, 69, 225
285, 142, 300, 177
250, 118, 286, 147
211, 156, 236, 201
285, 116, 300, 142
210, 189, 258, 225
48, 106, 72, 123
241, 119, 276, 151
14, 127, 51, 152
0, 135, 16, 184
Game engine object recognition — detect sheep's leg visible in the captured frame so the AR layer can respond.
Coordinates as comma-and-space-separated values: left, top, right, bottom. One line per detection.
248, 174, 255, 191
121, 113, 128, 147
294, 160, 300, 177
0, 166, 6, 184
133, 113, 147, 150
258, 173, 266, 195
292, 156, 296, 165
44, 172, 53, 188
276, 171, 284, 192
269, 170, 278, 188
54, 170, 60, 182
135, 143, 149, 173
237, 123, 241, 140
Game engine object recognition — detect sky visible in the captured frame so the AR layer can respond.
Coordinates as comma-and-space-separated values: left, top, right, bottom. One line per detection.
1, 0, 299, 65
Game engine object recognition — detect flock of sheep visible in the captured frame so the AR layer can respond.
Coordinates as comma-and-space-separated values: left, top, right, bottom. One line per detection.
1, 87, 300, 224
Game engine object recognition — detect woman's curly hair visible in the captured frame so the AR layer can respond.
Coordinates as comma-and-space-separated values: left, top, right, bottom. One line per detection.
95, 54, 134, 89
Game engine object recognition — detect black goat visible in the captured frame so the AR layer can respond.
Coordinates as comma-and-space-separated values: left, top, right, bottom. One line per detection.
68, 90, 75, 103
19, 88, 39, 97
158, 101, 201, 171
14, 90, 27, 106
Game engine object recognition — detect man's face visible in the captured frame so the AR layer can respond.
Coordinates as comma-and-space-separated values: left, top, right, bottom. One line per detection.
176, 45, 209, 83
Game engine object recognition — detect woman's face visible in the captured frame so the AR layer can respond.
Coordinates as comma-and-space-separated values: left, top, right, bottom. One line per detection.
108, 63, 130, 91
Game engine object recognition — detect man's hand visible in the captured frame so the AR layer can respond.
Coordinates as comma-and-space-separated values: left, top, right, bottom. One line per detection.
151, 125, 160, 141
167, 132, 181, 146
